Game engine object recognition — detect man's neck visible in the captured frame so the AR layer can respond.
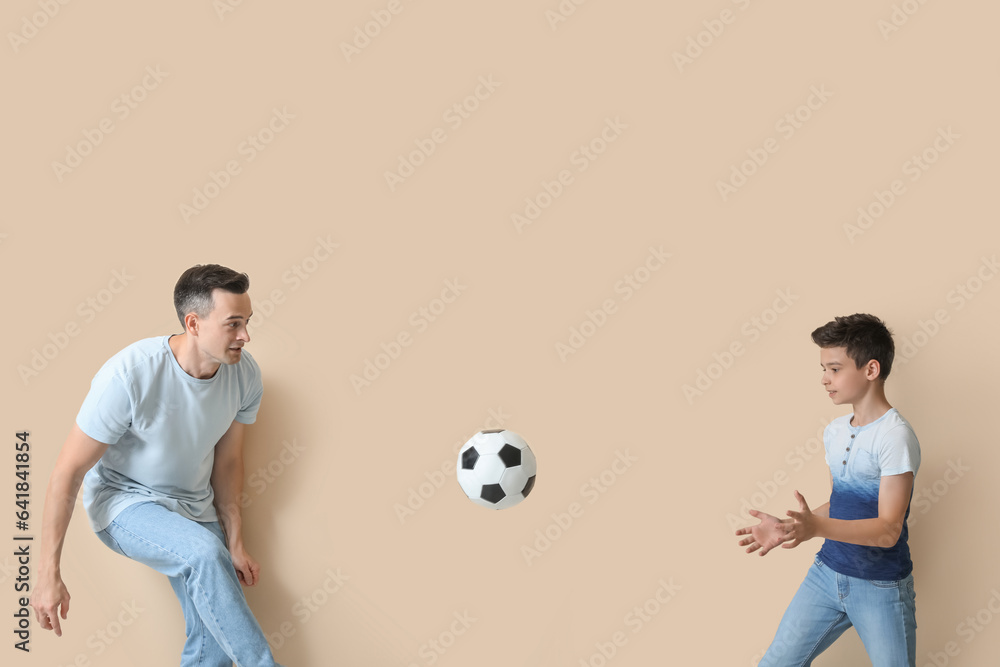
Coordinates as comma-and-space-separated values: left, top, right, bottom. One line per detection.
168, 333, 221, 380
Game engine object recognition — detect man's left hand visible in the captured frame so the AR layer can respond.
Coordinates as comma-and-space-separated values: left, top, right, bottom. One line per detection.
229, 544, 261, 586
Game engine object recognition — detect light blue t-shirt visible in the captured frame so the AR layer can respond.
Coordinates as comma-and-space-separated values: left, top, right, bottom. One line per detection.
77, 335, 263, 532
817, 408, 920, 580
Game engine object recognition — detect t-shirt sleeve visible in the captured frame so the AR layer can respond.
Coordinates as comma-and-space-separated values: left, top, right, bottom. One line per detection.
878, 424, 920, 477
235, 356, 263, 424
76, 372, 133, 445
822, 421, 838, 472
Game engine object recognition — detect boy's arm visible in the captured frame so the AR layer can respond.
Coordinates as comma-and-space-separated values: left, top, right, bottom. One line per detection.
211, 421, 260, 587
783, 472, 913, 549
736, 475, 831, 556
32, 424, 110, 636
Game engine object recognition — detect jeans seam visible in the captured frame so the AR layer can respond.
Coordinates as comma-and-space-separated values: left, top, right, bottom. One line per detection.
798, 613, 847, 667
99, 529, 128, 557
197, 622, 206, 666
838, 573, 850, 601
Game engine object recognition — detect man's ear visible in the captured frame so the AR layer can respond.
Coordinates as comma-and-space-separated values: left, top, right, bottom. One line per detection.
184, 312, 200, 336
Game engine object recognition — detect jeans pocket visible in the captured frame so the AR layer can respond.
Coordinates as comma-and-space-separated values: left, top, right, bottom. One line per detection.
868, 578, 901, 589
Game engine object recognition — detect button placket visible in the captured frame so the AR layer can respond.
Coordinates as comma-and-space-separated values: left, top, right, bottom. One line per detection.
843, 433, 856, 470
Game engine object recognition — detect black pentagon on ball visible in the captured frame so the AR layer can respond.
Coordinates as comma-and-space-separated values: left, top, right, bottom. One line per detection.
461, 447, 480, 470
522, 475, 536, 498
481, 483, 506, 504
497, 443, 521, 467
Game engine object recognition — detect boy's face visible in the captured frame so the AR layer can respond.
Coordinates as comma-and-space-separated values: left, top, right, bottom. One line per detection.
192, 289, 253, 366
819, 346, 873, 405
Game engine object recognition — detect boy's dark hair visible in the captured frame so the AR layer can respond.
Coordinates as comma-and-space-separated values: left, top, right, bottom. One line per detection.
173, 264, 250, 327
811, 313, 894, 381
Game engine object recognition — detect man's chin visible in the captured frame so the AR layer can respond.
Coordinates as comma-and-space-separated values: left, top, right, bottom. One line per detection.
220, 348, 243, 364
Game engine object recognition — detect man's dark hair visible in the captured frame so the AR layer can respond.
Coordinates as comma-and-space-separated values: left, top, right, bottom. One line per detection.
173, 264, 250, 327
811, 313, 894, 381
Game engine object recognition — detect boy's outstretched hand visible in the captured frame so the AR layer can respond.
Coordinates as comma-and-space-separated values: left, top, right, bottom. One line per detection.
782, 490, 817, 549
735, 510, 791, 556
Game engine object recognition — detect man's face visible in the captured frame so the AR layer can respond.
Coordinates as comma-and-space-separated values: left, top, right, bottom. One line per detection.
195, 289, 252, 366
819, 346, 873, 405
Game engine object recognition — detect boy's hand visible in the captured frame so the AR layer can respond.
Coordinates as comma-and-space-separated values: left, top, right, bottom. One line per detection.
783, 490, 817, 549
735, 510, 791, 556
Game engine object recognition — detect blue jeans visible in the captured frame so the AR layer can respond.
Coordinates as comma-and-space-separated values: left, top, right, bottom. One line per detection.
760, 555, 916, 667
96, 501, 283, 667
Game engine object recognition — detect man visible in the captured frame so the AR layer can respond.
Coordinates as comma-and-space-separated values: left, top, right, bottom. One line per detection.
32, 264, 285, 666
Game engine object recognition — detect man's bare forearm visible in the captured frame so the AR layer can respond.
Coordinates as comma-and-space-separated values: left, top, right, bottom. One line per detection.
39, 467, 85, 577
212, 460, 245, 548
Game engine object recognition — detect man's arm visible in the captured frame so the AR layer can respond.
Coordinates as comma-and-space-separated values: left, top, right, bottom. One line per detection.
783, 472, 913, 549
210, 421, 260, 586
32, 424, 109, 636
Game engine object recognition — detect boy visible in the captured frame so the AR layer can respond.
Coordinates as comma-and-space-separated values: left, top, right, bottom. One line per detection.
736, 313, 920, 666
31, 264, 285, 667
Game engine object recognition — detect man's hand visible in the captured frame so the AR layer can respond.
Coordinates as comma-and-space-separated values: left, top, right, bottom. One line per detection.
735, 510, 791, 556
229, 544, 261, 587
32, 424, 109, 638
783, 490, 817, 549
30, 572, 71, 636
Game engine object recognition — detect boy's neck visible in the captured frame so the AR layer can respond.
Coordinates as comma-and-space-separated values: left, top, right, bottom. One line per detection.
850, 385, 893, 427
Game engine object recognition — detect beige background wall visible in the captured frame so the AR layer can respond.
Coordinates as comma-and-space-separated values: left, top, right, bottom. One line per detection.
3, 2, 998, 665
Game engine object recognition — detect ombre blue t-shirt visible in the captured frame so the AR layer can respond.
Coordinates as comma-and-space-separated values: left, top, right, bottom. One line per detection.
76, 335, 263, 532
817, 408, 920, 580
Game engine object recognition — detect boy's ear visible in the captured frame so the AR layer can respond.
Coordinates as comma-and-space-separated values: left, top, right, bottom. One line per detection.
865, 359, 881, 380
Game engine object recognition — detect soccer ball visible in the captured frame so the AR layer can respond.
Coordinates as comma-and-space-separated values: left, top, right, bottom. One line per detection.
457, 429, 537, 509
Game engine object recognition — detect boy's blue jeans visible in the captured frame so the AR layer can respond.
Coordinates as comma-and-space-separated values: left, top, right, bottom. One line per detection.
95, 501, 284, 667
760, 555, 917, 667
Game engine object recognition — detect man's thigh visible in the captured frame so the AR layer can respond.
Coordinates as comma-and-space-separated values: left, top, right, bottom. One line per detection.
99, 501, 230, 576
